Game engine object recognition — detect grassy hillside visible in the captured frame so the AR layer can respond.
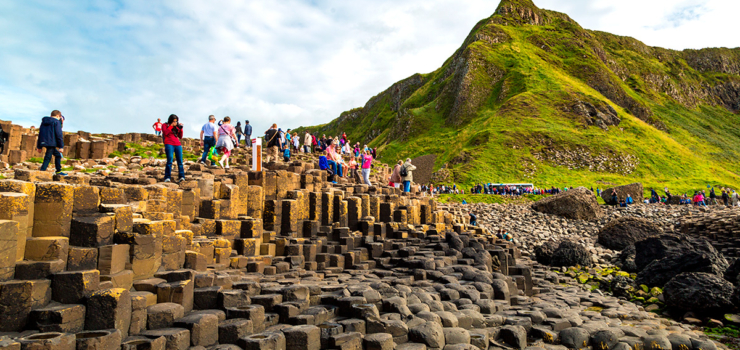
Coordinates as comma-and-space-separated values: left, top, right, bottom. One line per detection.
300, 0, 740, 194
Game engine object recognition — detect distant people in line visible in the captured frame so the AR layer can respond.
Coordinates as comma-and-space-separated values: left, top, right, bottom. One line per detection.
216, 117, 236, 169
235, 122, 243, 146
244, 120, 252, 148
162, 114, 185, 182
264, 124, 280, 163
400, 158, 417, 193
152, 118, 162, 137
37, 110, 67, 176
199, 115, 218, 165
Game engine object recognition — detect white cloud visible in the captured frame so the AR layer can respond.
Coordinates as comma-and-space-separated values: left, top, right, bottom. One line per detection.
0, 0, 737, 137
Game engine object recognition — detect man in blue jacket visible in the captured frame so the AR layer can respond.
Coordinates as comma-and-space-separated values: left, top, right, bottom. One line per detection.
36, 110, 67, 176
244, 120, 252, 148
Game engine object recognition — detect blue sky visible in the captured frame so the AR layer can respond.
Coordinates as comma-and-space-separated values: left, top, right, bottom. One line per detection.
0, 0, 737, 137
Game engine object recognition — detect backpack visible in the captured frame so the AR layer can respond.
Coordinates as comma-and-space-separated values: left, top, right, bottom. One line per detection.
399, 165, 408, 177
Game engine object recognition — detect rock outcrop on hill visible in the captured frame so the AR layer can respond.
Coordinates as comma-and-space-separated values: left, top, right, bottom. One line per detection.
303, 0, 740, 191
601, 183, 644, 206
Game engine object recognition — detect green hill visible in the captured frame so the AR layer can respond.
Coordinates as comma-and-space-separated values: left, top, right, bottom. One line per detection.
301, 0, 740, 194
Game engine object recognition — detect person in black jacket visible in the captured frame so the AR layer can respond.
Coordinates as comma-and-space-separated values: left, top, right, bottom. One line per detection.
36, 110, 67, 176
264, 123, 280, 163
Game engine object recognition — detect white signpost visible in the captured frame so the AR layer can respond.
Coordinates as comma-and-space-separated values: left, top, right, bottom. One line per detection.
252, 137, 262, 172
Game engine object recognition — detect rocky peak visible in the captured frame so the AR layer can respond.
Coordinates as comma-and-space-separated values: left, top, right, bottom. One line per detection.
494, 0, 545, 25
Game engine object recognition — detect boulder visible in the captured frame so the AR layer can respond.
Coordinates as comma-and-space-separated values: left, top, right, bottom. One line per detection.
663, 272, 735, 312
615, 244, 637, 272
600, 183, 643, 205
532, 187, 604, 220
635, 234, 729, 287
598, 217, 662, 251
610, 275, 635, 298
550, 241, 592, 268
534, 240, 559, 265
725, 258, 740, 285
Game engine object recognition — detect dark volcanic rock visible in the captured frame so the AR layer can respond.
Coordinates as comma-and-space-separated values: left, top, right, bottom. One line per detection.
598, 217, 662, 250
534, 240, 559, 265
550, 241, 592, 268
610, 275, 636, 298
616, 244, 637, 272
531, 187, 604, 220
725, 258, 740, 285
600, 183, 643, 205
663, 272, 735, 312
635, 234, 729, 287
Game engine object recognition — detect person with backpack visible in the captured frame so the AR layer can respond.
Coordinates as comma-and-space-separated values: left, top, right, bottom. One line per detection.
360, 149, 373, 186
264, 124, 280, 163
37, 110, 67, 176
162, 114, 185, 182
400, 158, 416, 193
215, 117, 237, 169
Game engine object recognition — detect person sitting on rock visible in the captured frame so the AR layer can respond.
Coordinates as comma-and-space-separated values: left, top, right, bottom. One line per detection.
625, 194, 633, 205
469, 212, 477, 226
619, 199, 628, 207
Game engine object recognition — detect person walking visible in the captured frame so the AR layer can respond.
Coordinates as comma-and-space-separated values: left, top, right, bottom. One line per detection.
162, 114, 185, 182
360, 149, 373, 186
215, 117, 236, 169
235, 122, 243, 146
152, 118, 163, 137
37, 110, 67, 176
244, 120, 253, 148
400, 158, 417, 193
732, 190, 739, 207
264, 123, 280, 162
199, 115, 218, 165
722, 190, 730, 207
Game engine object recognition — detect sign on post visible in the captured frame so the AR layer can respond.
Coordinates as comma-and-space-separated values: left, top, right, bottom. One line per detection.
252, 137, 262, 171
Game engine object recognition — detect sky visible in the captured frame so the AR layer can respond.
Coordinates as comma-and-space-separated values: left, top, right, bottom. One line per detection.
0, 0, 738, 138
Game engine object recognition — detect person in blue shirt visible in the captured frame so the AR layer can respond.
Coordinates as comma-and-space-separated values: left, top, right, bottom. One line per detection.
199, 115, 218, 165
244, 120, 253, 148
469, 212, 477, 226
283, 147, 291, 162
37, 110, 67, 176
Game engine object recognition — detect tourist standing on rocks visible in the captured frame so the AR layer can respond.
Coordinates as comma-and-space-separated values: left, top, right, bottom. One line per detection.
709, 187, 718, 205
732, 190, 739, 206
304, 131, 312, 153
244, 120, 252, 147
389, 160, 402, 188
610, 189, 618, 206
235, 122, 243, 146
152, 118, 162, 137
722, 190, 730, 206
293, 132, 300, 151
264, 124, 280, 163
199, 115, 218, 165
162, 114, 185, 182
37, 110, 67, 176
325, 139, 343, 182
215, 117, 236, 169
400, 158, 417, 193
360, 149, 373, 186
